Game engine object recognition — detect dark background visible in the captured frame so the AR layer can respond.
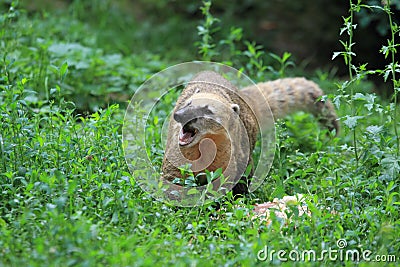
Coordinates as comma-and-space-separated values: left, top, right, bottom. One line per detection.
8, 0, 400, 95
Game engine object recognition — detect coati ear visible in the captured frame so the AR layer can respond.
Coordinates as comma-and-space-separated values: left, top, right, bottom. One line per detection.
231, 104, 240, 114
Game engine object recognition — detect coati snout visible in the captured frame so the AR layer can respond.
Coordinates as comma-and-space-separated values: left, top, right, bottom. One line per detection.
173, 101, 213, 124
173, 100, 211, 146
173, 96, 241, 147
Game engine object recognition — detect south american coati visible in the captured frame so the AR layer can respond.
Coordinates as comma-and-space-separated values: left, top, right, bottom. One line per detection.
161, 71, 339, 198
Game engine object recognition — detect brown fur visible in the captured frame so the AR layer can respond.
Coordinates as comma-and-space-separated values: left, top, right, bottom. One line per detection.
241, 77, 339, 133
161, 71, 339, 196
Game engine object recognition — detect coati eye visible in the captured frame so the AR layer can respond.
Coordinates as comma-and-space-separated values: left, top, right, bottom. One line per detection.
231, 104, 240, 114
194, 88, 200, 93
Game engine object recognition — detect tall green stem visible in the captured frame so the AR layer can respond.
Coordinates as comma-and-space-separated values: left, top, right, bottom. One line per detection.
348, 0, 359, 165
386, 0, 399, 155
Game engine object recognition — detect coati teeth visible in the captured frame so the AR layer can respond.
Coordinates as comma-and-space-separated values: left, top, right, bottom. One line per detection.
179, 122, 198, 146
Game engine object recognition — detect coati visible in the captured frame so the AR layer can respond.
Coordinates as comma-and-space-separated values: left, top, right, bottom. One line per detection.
161, 71, 339, 199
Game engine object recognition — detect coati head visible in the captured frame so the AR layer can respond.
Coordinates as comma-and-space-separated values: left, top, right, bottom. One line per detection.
173, 92, 240, 148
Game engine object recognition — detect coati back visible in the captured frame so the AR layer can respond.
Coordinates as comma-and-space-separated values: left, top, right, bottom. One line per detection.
240, 77, 339, 133
161, 71, 339, 197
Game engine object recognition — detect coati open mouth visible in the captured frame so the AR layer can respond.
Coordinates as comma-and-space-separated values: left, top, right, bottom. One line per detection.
179, 119, 199, 146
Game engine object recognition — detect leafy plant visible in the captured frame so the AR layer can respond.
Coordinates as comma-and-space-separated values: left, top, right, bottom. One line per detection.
195, 1, 295, 81
172, 164, 225, 188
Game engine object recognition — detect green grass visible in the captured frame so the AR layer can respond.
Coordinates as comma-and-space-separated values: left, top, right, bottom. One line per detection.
0, 1, 399, 266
